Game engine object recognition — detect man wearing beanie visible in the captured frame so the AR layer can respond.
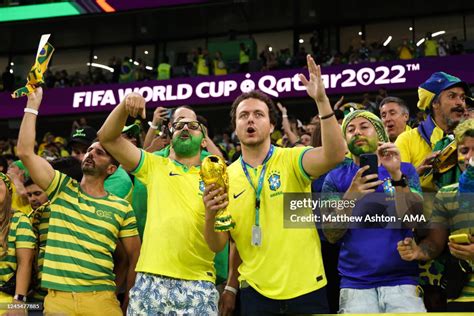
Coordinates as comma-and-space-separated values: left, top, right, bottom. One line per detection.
395, 71, 471, 192
321, 110, 426, 313
398, 118, 474, 312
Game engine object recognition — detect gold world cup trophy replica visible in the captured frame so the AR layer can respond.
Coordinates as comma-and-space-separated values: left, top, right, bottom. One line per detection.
200, 155, 235, 231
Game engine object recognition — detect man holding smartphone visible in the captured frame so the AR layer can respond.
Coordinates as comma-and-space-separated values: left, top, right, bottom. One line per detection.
398, 118, 474, 312
321, 110, 426, 313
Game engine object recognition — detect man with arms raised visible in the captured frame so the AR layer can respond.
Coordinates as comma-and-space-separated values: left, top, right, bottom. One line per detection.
17, 87, 140, 315
203, 55, 347, 315
98, 96, 219, 314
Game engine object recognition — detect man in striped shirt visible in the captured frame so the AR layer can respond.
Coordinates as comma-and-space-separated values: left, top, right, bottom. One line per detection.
398, 118, 474, 312
17, 87, 141, 315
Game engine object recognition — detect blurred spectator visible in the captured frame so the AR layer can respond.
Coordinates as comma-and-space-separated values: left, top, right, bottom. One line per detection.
0, 138, 14, 155
196, 47, 211, 76
69, 126, 97, 161
239, 42, 250, 72
295, 47, 307, 68
134, 57, 147, 81
398, 38, 414, 60
358, 40, 370, 62
109, 56, 121, 83
438, 38, 449, 57
449, 36, 464, 55
119, 57, 134, 83
362, 93, 377, 114
260, 45, 278, 71
72, 117, 88, 133
278, 48, 293, 68
424, 32, 438, 57
300, 132, 311, 146
375, 88, 388, 105
157, 56, 172, 80
0, 156, 7, 173
369, 42, 382, 61
212, 51, 227, 76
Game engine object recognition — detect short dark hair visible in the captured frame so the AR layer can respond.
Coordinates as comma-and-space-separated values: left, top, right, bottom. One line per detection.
24, 177, 35, 187
230, 90, 279, 130
379, 96, 409, 115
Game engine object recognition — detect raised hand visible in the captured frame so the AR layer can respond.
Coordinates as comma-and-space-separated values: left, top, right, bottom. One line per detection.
152, 107, 169, 126
123, 93, 146, 119
377, 142, 401, 179
344, 165, 383, 200
298, 55, 327, 102
26, 86, 43, 111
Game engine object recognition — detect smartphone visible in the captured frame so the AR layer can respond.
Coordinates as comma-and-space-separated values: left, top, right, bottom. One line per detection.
449, 233, 471, 244
360, 153, 378, 182
166, 109, 173, 119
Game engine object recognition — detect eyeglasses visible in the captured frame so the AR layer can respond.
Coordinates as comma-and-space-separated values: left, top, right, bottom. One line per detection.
172, 121, 202, 131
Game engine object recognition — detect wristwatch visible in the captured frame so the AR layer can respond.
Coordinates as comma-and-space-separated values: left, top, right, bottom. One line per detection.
391, 174, 408, 187
13, 294, 27, 302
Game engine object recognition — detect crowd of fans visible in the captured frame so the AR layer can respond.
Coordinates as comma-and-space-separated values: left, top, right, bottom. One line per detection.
0, 59, 474, 314
0, 32, 469, 92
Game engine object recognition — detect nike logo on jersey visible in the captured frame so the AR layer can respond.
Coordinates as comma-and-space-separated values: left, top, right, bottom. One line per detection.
169, 171, 180, 176
233, 190, 245, 199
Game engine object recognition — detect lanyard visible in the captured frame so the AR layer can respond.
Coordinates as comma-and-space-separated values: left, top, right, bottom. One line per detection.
240, 145, 274, 227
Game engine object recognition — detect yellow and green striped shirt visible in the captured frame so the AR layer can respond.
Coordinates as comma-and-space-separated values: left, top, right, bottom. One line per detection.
28, 202, 50, 300
42, 171, 138, 292
0, 211, 36, 286
432, 183, 474, 303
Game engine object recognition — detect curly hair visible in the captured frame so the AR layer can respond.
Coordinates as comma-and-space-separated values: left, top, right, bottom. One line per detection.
454, 119, 474, 144
230, 90, 279, 130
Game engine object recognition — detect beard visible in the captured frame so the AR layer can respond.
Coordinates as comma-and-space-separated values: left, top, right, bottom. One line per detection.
172, 131, 203, 158
81, 158, 101, 176
348, 135, 378, 156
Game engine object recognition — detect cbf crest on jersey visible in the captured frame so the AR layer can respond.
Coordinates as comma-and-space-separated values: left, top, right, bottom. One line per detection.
199, 180, 205, 192
268, 171, 281, 191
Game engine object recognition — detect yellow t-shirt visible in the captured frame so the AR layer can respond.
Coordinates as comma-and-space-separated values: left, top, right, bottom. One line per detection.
395, 123, 444, 192
228, 146, 326, 299
131, 150, 216, 282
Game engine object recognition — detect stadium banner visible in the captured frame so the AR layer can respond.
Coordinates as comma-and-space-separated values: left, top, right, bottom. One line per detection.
1, 54, 474, 118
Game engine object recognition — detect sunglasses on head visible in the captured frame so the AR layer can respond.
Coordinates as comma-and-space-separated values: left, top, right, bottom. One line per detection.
172, 121, 202, 131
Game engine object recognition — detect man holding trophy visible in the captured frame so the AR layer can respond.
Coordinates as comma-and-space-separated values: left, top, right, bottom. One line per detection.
202, 55, 347, 314
98, 102, 220, 315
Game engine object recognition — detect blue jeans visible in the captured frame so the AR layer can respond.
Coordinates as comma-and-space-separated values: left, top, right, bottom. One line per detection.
240, 285, 329, 315
338, 285, 426, 313
127, 272, 218, 316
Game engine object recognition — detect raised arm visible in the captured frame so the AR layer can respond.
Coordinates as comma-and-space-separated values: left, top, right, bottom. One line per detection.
143, 106, 168, 149
16, 87, 55, 191
97, 93, 145, 172
299, 55, 347, 178
276, 102, 299, 146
